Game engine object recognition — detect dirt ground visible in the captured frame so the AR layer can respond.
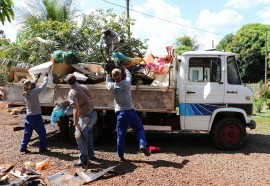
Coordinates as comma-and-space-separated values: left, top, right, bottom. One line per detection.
0, 102, 270, 186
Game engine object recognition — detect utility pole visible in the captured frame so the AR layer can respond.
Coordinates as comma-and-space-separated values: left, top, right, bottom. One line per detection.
265, 33, 268, 83
126, 0, 131, 55
126, 0, 131, 39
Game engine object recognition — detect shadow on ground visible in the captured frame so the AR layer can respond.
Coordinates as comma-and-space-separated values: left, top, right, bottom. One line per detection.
29, 129, 270, 163
94, 131, 270, 155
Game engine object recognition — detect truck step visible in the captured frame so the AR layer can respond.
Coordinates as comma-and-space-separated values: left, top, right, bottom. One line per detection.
143, 125, 171, 131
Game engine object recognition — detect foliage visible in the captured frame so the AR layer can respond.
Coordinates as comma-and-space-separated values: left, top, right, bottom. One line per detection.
14, 0, 79, 24
0, 0, 14, 25
253, 103, 270, 134
215, 34, 234, 52
266, 99, 270, 109
253, 98, 264, 113
174, 35, 199, 55
256, 80, 270, 99
253, 81, 270, 113
0, 8, 148, 70
79, 9, 148, 62
216, 24, 270, 83
0, 30, 10, 46
0, 72, 7, 84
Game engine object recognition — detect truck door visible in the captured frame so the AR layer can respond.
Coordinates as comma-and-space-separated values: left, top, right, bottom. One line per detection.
224, 56, 253, 116
184, 56, 224, 130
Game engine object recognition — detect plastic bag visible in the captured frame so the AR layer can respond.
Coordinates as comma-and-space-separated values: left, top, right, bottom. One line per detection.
112, 52, 132, 67
51, 103, 73, 126
52, 50, 80, 64
36, 158, 49, 170
146, 58, 169, 74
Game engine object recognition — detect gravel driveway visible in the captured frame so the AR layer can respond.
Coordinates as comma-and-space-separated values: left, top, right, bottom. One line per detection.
0, 103, 270, 185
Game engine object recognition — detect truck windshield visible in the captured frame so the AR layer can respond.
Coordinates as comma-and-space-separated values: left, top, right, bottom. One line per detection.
227, 56, 241, 85
189, 57, 221, 82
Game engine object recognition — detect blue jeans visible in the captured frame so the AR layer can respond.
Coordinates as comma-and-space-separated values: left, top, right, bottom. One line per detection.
75, 111, 97, 164
20, 114, 47, 151
116, 109, 147, 158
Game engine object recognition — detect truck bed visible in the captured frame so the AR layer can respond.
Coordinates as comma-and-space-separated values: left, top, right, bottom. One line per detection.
4, 83, 176, 113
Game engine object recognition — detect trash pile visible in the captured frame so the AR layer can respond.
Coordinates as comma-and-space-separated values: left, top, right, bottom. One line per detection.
0, 160, 118, 185
8, 47, 174, 87
0, 159, 50, 185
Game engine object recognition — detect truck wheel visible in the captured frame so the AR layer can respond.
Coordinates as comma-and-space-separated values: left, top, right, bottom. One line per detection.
212, 117, 246, 150
93, 124, 100, 143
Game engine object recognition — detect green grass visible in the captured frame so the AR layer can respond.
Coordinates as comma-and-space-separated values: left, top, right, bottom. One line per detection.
253, 105, 270, 134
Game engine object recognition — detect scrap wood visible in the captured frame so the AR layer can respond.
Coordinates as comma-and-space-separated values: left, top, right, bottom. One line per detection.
71, 64, 92, 76
0, 174, 9, 183
9, 169, 28, 179
71, 64, 104, 82
75, 164, 118, 184
75, 168, 91, 183
0, 163, 15, 178
4, 175, 47, 186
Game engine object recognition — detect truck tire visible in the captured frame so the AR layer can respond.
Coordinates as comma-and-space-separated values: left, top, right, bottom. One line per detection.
212, 117, 246, 150
92, 123, 101, 143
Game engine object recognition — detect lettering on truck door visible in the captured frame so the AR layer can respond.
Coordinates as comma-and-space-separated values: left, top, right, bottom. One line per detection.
184, 56, 225, 130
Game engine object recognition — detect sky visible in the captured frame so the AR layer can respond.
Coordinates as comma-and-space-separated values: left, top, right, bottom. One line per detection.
1, 0, 270, 55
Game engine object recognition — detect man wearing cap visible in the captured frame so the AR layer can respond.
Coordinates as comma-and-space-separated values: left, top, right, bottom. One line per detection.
106, 68, 150, 161
66, 74, 97, 166
101, 26, 123, 55
20, 72, 49, 154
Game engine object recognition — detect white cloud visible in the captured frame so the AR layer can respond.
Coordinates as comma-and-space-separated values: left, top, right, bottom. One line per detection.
196, 9, 243, 32
85, 8, 96, 15
225, 0, 270, 9
225, 0, 256, 9
194, 9, 243, 50
197, 33, 221, 50
0, 22, 19, 42
257, 7, 270, 24
130, 0, 197, 55
78, 0, 85, 7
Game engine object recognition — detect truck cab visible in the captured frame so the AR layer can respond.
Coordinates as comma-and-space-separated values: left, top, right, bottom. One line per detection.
178, 51, 256, 150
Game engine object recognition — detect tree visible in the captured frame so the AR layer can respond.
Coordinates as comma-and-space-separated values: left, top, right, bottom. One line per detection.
230, 24, 270, 83
77, 9, 148, 62
174, 35, 199, 55
0, 8, 148, 69
0, 30, 10, 46
0, 0, 14, 25
216, 24, 270, 83
15, 0, 78, 24
0, 0, 80, 69
215, 33, 234, 52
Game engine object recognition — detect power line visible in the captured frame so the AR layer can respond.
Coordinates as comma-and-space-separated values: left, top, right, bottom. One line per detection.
100, 0, 226, 36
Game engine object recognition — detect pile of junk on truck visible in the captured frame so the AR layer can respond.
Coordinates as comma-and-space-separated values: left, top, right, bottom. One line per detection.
8, 47, 174, 87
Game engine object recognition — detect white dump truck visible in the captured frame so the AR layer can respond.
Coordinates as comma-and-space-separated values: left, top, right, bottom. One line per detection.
3, 50, 256, 150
